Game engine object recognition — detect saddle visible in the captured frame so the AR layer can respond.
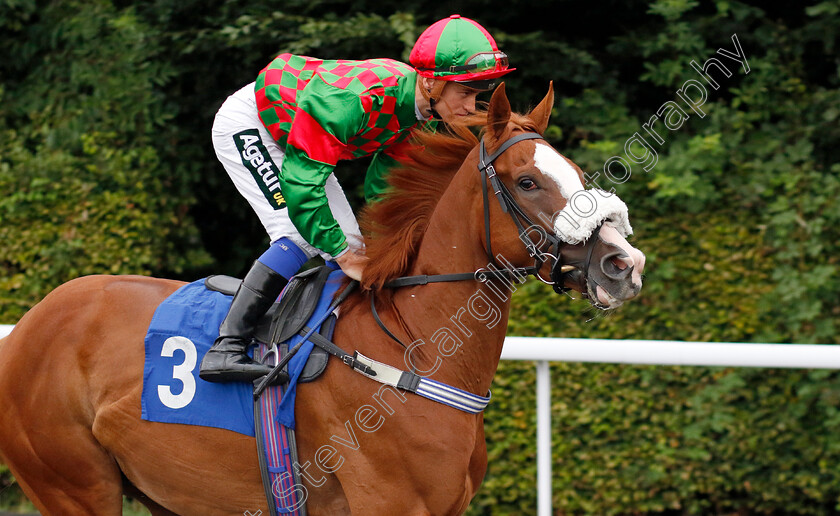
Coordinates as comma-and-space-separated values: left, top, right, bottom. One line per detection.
203, 265, 334, 383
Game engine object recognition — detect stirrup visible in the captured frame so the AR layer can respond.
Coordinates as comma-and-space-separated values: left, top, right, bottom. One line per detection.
199, 347, 275, 383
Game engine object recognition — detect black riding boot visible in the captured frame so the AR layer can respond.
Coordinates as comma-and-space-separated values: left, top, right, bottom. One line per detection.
199, 261, 288, 383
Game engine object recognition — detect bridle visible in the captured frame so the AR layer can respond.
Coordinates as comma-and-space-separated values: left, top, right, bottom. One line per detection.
382, 131, 599, 294
367, 130, 609, 371
370, 131, 608, 346
476, 132, 574, 293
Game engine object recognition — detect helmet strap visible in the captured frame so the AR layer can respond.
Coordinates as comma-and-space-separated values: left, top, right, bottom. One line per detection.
429, 99, 442, 120
418, 77, 447, 120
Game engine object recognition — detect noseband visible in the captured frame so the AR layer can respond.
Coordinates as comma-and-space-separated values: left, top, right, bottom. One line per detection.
384, 131, 599, 294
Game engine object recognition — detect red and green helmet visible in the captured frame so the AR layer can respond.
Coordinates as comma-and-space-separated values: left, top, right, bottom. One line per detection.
410, 15, 514, 90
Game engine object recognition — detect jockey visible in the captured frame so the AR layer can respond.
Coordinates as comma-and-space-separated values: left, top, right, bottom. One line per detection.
199, 15, 514, 383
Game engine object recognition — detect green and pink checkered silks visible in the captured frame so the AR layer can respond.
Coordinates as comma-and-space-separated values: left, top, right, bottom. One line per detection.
255, 54, 420, 165
253, 53, 424, 257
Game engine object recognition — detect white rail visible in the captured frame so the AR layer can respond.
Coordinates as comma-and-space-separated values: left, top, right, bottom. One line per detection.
500, 337, 840, 516
3, 324, 838, 515
500, 337, 840, 368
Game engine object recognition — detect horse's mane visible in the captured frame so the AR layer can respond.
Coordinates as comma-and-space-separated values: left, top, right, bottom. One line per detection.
357, 117, 480, 290
358, 109, 541, 291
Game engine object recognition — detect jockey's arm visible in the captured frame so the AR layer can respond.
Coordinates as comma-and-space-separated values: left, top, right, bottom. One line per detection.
279, 79, 365, 259
365, 148, 400, 203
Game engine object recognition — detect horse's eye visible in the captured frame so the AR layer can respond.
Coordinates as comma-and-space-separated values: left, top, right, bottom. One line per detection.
518, 177, 538, 191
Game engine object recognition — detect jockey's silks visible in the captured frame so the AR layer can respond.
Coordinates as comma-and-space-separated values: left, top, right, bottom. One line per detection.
255, 54, 434, 256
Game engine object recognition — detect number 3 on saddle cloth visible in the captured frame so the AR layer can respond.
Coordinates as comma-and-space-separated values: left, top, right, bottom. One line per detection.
141, 265, 343, 516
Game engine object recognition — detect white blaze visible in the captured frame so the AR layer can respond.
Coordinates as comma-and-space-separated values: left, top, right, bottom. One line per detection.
533, 143, 633, 244
533, 143, 586, 198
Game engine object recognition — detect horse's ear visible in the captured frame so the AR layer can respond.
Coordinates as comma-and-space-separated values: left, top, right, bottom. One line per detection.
487, 82, 511, 142
528, 81, 554, 135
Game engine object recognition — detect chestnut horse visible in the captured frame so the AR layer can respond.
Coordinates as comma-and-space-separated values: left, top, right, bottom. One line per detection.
0, 83, 645, 515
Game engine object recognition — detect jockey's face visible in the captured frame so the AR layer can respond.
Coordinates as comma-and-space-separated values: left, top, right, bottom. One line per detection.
434, 81, 483, 120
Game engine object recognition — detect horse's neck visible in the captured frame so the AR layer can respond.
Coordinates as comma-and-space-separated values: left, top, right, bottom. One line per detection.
390, 164, 512, 395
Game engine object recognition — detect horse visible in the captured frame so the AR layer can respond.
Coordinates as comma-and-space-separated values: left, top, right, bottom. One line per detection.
0, 82, 645, 515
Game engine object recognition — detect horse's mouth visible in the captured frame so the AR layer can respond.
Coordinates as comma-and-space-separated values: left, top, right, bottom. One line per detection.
588, 282, 623, 310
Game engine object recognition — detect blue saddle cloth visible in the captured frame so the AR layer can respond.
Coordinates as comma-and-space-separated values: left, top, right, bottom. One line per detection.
141, 270, 344, 435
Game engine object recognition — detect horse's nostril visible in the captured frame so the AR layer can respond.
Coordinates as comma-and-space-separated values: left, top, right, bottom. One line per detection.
611, 255, 628, 270
600, 251, 631, 281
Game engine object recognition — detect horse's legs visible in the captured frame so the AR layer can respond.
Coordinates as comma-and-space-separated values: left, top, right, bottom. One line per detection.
1, 421, 123, 515
0, 278, 136, 515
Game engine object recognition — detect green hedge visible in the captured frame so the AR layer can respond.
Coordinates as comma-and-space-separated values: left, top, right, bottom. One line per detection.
0, 0, 210, 323
471, 362, 840, 515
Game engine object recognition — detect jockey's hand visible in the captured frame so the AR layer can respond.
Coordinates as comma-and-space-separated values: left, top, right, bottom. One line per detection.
335, 247, 366, 282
